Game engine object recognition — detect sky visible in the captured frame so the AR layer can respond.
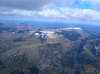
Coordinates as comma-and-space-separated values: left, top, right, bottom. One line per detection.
0, 0, 100, 25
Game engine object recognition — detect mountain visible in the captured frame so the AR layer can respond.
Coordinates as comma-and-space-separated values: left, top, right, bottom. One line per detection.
0, 22, 100, 74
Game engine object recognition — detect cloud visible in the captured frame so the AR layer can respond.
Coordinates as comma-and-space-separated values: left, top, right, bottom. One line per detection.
0, 0, 76, 11
0, 7, 100, 22
0, 0, 100, 24
0, 0, 55, 10
60, 8, 100, 21
0, 0, 100, 11
35, 8, 100, 22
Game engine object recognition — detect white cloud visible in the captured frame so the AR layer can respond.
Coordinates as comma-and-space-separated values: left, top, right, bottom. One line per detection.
59, 8, 100, 21
0, 7, 100, 24
36, 9, 65, 18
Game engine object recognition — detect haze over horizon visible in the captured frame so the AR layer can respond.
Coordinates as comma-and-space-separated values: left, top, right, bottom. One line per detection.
0, 0, 100, 25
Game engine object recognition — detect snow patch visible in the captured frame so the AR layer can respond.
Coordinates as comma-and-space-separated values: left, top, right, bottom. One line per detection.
34, 32, 45, 38
94, 45, 99, 49
41, 31, 57, 39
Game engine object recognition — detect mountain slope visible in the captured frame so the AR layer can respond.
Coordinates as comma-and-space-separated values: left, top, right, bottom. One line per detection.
0, 23, 100, 74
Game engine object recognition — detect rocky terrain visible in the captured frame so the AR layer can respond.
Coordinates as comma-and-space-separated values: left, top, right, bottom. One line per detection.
0, 22, 100, 74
